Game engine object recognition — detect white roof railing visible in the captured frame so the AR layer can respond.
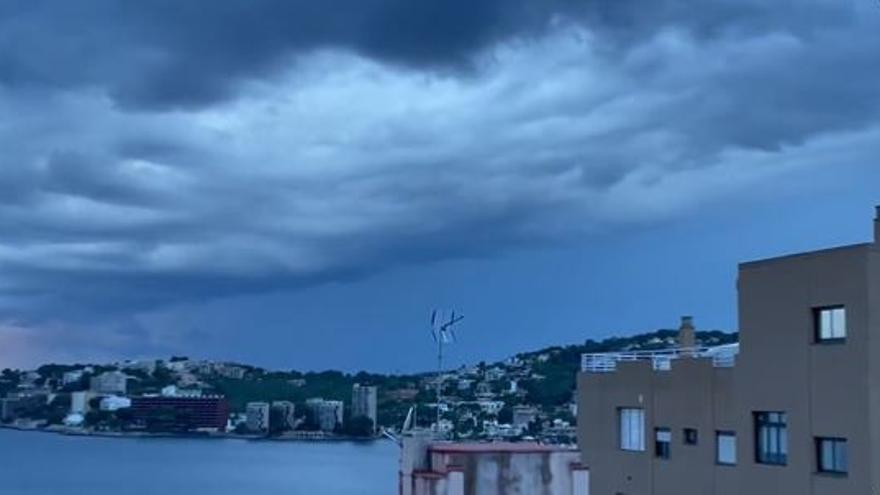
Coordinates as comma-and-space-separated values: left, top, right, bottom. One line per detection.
581, 344, 739, 373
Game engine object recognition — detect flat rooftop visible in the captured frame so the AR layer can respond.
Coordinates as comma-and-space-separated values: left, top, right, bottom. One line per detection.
581, 344, 739, 373
430, 443, 570, 454
739, 242, 872, 269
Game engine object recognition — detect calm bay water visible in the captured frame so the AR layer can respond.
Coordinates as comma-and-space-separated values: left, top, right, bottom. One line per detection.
0, 428, 398, 495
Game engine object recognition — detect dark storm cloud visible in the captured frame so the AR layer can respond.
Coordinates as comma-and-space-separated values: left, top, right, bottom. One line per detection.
1, 0, 880, 358
0, 0, 859, 110
0, 0, 565, 109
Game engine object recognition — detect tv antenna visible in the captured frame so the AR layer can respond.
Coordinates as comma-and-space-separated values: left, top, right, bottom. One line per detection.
430, 309, 464, 434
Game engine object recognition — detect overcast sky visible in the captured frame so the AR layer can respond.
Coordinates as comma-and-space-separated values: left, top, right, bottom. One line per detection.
1, 0, 879, 372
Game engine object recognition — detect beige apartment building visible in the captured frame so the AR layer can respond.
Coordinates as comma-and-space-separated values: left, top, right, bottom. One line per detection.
578, 208, 880, 494
399, 433, 588, 495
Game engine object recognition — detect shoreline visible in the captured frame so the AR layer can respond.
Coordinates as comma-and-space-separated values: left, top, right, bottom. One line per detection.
0, 424, 384, 444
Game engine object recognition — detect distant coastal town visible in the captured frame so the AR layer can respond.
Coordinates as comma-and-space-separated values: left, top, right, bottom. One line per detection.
0, 329, 735, 443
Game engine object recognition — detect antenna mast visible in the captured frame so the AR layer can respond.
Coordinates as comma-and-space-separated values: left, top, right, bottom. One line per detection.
430, 309, 463, 435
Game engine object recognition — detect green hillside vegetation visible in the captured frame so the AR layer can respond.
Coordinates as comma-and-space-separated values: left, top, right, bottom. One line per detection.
518, 329, 737, 407
3, 329, 736, 432
205, 328, 736, 425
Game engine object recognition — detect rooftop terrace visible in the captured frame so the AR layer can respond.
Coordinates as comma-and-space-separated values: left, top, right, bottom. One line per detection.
581, 343, 739, 373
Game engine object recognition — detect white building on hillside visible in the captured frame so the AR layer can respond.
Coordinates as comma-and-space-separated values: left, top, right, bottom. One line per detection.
70, 391, 96, 415
99, 396, 131, 411
307, 398, 343, 432
246, 402, 270, 432
90, 371, 128, 395
351, 384, 378, 429
62, 370, 84, 386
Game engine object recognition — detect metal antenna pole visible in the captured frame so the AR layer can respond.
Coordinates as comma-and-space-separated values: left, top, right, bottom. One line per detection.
436, 330, 443, 429
430, 310, 463, 436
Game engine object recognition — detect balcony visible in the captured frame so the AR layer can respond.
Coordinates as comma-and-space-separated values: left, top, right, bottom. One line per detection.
581, 344, 739, 373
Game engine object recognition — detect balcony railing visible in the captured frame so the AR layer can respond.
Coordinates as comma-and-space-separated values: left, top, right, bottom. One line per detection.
581, 344, 739, 373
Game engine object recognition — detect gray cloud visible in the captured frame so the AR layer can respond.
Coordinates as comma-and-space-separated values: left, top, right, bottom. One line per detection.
0, 0, 863, 110
0, 0, 879, 332
0, 0, 566, 109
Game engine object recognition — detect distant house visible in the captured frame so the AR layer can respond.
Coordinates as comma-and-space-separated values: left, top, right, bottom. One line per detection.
62, 370, 84, 387
90, 371, 128, 395
99, 396, 131, 411
484, 367, 505, 381
161, 385, 202, 398
513, 405, 539, 429
476, 400, 504, 415
119, 360, 157, 374
207, 363, 247, 380
386, 388, 419, 401
474, 382, 493, 398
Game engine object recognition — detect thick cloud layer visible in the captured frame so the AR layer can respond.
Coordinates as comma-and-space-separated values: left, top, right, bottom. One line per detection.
1, 0, 879, 356
0, 0, 866, 109
1, 0, 573, 109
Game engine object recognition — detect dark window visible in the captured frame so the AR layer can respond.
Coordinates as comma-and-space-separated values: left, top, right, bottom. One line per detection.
755, 412, 788, 465
684, 428, 698, 445
655, 428, 671, 459
816, 438, 847, 475
814, 306, 846, 342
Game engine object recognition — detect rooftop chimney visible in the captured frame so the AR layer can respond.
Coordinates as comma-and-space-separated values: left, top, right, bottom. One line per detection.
678, 316, 696, 350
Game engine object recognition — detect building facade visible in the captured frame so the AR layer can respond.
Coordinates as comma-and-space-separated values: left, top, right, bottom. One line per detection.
1, 394, 47, 422
99, 396, 131, 411
577, 209, 880, 494
271, 401, 297, 430
130, 395, 229, 431
352, 384, 378, 429
70, 391, 96, 415
89, 371, 128, 395
400, 434, 588, 495
307, 398, 344, 432
513, 405, 539, 429
246, 402, 270, 432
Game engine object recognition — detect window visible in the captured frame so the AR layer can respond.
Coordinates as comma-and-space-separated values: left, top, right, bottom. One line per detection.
755, 412, 788, 465
683, 428, 698, 445
655, 428, 671, 459
816, 438, 847, 475
717, 431, 737, 465
815, 306, 846, 342
619, 408, 645, 452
